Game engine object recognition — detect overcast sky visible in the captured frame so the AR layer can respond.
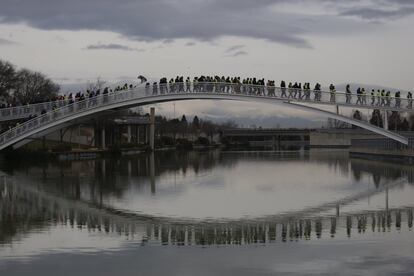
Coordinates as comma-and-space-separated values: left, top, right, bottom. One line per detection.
1, 0, 413, 126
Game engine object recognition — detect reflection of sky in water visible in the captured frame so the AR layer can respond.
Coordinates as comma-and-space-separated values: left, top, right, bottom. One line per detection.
0, 225, 133, 260
1, 225, 414, 275
105, 159, 388, 219
3, 150, 414, 220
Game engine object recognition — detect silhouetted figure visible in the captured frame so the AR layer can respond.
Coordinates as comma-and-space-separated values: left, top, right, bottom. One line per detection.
329, 84, 336, 103
362, 88, 367, 105
137, 75, 147, 83
280, 81, 286, 97
395, 91, 401, 108
407, 91, 412, 109
346, 84, 352, 104
356, 87, 362, 105
288, 82, 293, 98
186, 77, 191, 92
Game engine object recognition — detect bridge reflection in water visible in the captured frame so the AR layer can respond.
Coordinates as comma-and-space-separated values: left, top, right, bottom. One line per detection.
1, 178, 412, 246
1, 150, 414, 247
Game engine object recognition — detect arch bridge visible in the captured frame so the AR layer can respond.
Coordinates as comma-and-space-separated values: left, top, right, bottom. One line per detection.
0, 82, 411, 150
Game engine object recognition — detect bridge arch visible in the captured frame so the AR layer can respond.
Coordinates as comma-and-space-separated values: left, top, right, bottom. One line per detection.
0, 84, 409, 150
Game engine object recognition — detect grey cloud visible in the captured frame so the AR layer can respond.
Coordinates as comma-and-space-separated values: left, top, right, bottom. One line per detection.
225, 45, 245, 53
226, 51, 248, 58
0, 0, 312, 48
335, 0, 414, 20
386, 0, 414, 6
85, 43, 144, 52
0, 38, 17, 45
185, 42, 196, 46
162, 39, 174, 44
340, 6, 414, 20
0, 0, 411, 48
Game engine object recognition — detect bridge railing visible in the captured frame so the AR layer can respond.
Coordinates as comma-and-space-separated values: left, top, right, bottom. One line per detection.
0, 83, 412, 122
0, 82, 411, 149
0, 87, 151, 147
155, 82, 411, 111
0, 100, 70, 121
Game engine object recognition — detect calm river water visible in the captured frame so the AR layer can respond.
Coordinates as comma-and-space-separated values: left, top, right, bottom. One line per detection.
0, 149, 413, 275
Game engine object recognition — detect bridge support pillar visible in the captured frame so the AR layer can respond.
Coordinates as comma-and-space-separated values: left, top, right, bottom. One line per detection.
137, 127, 140, 144
149, 107, 155, 151
383, 111, 389, 130
101, 127, 106, 150
127, 125, 132, 143
150, 152, 155, 194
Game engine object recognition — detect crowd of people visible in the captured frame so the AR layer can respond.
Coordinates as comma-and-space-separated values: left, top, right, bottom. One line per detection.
148, 75, 412, 109
1, 75, 413, 112
0, 83, 138, 110
0, 83, 139, 134
1, 75, 414, 136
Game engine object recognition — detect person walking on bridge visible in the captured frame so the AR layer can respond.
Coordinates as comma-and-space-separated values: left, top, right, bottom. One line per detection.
297, 83, 303, 99
395, 91, 401, 108
288, 82, 293, 98
169, 78, 175, 93
370, 89, 375, 106
356, 87, 362, 105
280, 81, 286, 97
385, 91, 391, 107
292, 82, 298, 98
376, 90, 381, 106
314, 83, 321, 101
153, 82, 158, 95
362, 88, 367, 105
137, 75, 147, 84
145, 82, 150, 95
304, 83, 311, 101
329, 84, 336, 103
267, 80, 275, 96
407, 91, 413, 109
178, 76, 184, 92
380, 90, 386, 106
186, 77, 191, 92
346, 84, 352, 104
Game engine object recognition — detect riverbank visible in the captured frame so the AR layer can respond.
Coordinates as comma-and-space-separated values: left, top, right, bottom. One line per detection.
350, 147, 414, 163
2, 142, 222, 161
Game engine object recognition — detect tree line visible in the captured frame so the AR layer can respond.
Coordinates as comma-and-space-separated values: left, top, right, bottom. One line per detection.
0, 59, 59, 106
154, 114, 238, 144
327, 109, 414, 131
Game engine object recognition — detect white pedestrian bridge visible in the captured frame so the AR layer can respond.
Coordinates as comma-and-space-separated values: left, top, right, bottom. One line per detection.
0, 82, 411, 150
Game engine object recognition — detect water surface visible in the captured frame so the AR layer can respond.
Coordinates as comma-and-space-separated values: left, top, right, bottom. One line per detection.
0, 150, 413, 275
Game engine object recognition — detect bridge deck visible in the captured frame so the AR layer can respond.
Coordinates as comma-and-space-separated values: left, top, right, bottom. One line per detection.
0, 83, 411, 122
0, 83, 410, 150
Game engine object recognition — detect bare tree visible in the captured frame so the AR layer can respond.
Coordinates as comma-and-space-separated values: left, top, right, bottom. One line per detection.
0, 60, 17, 98
14, 69, 59, 104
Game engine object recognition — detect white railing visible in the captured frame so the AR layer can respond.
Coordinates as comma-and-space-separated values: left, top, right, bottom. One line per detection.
0, 84, 412, 122
0, 82, 411, 149
0, 100, 70, 121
